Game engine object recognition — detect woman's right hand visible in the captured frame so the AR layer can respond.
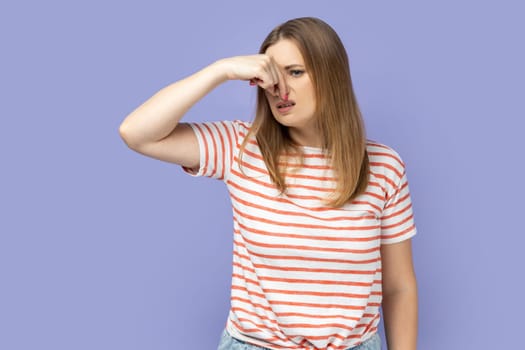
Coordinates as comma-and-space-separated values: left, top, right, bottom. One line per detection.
120, 53, 288, 168
217, 55, 288, 99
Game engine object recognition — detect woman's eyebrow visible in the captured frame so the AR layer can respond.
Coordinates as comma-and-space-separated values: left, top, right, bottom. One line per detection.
284, 64, 305, 69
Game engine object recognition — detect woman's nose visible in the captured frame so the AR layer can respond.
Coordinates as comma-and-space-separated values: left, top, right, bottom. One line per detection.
274, 85, 289, 100
278, 76, 290, 99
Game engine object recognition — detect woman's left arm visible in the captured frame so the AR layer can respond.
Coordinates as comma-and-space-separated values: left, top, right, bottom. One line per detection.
381, 238, 418, 350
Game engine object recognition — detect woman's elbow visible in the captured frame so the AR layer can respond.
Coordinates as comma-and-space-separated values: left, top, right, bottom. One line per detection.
118, 123, 140, 149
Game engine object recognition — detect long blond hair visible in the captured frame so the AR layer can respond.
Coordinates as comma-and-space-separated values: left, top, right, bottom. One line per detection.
240, 17, 369, 208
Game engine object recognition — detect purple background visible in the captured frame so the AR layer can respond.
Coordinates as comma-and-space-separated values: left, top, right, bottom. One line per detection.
1, 1, 524, 349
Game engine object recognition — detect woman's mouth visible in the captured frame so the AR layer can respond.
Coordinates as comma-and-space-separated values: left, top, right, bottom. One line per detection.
276, 100, 296, 114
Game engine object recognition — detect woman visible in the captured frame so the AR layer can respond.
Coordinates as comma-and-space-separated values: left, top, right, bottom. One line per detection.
119, 17, 417, 350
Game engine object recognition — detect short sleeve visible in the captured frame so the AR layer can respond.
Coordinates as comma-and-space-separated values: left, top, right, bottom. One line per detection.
380, 160, 417, 245
181, 121, 237, 181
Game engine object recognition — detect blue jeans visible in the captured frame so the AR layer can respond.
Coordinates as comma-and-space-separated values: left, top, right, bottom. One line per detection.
217, 329, 381, 350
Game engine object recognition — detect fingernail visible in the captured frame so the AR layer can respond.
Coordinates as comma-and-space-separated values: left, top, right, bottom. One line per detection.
283, 93, 289, 101
249, 80, 256, 86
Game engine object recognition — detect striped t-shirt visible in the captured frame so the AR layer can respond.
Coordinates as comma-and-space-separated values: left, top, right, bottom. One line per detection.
183, 120, 416, 350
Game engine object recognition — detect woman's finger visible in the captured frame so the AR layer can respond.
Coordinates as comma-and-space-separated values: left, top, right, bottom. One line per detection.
253, 68, 275, 93
246, 55, 282, 96
272, 60, 288, 100
267, 62, 281, 97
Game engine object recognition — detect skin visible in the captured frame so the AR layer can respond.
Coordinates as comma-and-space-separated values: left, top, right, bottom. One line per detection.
119, 52, 286, 170
264, 39, 321, 148
119, 38, 418, 350
381, 239, 418, 350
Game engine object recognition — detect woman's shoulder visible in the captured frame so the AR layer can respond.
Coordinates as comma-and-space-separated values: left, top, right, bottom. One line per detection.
229, 119, 252, 133
195, 119, 252, 129
193, 119, 253, 143
366, 140, 406, 178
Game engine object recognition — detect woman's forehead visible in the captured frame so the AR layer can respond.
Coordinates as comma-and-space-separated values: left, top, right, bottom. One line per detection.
265, 39, 305, 67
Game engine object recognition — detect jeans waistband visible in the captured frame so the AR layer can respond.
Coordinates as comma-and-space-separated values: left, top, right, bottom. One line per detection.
218, 329, 381, 350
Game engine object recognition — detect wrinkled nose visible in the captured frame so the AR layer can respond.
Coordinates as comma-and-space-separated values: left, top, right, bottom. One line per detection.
273, 85, 289, 100
276, 75, 290, 100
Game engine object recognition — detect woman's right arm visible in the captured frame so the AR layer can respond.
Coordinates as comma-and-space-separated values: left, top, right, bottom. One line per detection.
118, 56, 286, 169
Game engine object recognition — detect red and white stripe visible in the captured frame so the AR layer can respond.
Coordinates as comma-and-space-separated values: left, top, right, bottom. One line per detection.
184, 121, 416, 350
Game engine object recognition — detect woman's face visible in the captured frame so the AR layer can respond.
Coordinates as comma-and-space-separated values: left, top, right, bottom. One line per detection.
264, 39, 318, 146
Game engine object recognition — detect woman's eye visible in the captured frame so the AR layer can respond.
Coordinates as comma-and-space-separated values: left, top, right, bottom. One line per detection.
289, 70, 304, 77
